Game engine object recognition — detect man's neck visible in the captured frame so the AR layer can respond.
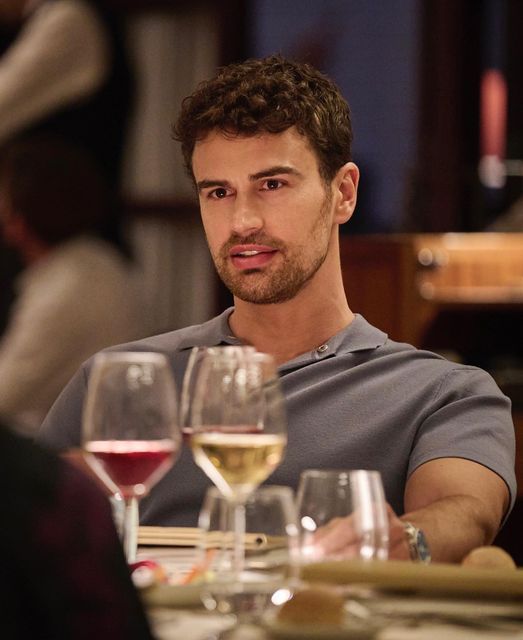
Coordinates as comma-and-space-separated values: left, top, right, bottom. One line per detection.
228, 276, 354, 366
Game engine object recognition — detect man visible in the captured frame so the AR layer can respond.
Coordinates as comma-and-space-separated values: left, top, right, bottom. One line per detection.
39, 55, 516, 563
0, 134, 146, 434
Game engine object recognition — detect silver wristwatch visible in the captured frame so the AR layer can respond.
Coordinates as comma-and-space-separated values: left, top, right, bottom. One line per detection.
403, 521, 431, 563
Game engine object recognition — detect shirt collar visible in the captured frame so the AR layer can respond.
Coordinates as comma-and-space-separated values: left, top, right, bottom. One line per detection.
279, 314, 388, 371
331, 313, 388, 353
175, 308, 388, 365
175, 307, 240, 351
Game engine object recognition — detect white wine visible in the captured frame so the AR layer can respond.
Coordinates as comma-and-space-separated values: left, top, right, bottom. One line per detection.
192, 430, 286, 497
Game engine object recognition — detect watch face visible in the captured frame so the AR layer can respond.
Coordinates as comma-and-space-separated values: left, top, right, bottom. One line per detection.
404, 522, 431, 563
416, 529, 431, 563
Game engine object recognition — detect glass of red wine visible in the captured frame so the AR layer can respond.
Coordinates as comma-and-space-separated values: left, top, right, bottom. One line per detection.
82, 351, 180, 562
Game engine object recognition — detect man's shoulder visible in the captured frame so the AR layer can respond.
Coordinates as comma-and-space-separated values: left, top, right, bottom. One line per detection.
353, 315, 495, 382
99, 310, 232, 357
103, 327, 194, 356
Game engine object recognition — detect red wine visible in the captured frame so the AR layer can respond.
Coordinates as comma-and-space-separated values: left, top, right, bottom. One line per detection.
85, 440, 176, 497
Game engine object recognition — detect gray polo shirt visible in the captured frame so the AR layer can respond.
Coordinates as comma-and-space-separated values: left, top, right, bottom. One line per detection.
39, 310, 516, 526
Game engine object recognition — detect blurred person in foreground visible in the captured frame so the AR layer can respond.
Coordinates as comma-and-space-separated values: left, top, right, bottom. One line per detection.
0, 134, 146, 435
40, 55, 516, 564
0, 419, 153, 639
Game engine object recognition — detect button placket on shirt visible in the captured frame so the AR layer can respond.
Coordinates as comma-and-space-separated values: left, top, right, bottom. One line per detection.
315, 343, 329, 359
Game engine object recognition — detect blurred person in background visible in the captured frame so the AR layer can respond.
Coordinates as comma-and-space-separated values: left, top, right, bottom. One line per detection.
0, 0, 134, 339
0, 418, 154, 639
0, 134, 147, 435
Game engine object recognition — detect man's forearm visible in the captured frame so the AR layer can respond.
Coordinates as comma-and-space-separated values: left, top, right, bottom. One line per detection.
400, 494, 501, 563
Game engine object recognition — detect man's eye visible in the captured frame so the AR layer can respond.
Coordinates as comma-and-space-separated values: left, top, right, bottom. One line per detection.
209, 187, 228, 199
263, 179, 283, 191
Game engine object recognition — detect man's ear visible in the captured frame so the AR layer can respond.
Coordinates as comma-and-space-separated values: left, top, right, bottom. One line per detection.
333, 162, 359, 225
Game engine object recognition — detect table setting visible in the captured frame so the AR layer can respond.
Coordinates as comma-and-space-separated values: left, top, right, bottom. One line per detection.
79, 346, 523, 640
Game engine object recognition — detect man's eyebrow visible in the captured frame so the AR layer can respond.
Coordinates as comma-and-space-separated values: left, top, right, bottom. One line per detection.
196, 166, 302, 192
196, 179, 232, 192
249, 165, 302, 181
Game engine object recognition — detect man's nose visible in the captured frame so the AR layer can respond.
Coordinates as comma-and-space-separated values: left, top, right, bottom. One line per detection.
231, 193, 263, 236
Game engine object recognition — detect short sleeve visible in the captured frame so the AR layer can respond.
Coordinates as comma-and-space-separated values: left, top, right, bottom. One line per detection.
408, 366, 517, 512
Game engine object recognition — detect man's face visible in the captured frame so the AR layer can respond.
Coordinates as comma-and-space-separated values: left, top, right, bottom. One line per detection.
192, 127, 339, 305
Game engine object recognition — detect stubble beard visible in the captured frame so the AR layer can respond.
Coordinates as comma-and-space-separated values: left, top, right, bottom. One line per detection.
213, 191, 333, 305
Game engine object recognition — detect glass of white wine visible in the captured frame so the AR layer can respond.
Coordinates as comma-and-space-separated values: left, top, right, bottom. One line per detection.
189, 348, 287, 577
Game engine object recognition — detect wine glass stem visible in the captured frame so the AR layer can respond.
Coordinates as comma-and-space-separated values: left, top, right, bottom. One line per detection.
122, 496, 139, 563
231, 500, 246, 579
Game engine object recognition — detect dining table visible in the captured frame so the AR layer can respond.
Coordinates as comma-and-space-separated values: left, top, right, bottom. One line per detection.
136, 528, 523, 640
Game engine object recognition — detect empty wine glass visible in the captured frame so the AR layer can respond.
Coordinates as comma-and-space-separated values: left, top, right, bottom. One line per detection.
82, 351, 181, 562
296, 469, 389, 562
189, 348, 287, 579
198, 486, 299, 638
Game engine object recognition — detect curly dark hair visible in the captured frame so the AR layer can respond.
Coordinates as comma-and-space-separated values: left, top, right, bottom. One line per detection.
173, 54, 353, 183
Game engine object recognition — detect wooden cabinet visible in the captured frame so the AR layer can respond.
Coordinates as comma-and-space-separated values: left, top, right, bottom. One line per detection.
340, 232, 523, 494
340, 233, 523, 347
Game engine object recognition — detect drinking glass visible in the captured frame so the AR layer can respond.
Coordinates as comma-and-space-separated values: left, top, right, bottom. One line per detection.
179, 346, 255, 438
82, 351, 181, 562
296, 469, 389, 562
198, 486, 298, 637
189, 348, 287, 578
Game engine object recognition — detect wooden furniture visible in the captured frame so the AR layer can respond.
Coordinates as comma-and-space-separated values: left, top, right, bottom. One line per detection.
340, 233, 523, 495
340, 233, 523, 347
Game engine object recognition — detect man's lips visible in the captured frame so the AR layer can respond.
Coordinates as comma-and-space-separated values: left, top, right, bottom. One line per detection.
229, 244, 278, 270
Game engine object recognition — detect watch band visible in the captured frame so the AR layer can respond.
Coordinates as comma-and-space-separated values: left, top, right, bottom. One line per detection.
403, 521, 431, 563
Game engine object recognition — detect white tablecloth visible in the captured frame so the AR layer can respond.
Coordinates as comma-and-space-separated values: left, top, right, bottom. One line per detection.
138, 548, 523, 640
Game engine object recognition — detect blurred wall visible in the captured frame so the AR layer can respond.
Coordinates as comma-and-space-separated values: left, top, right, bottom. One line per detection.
248, 0, 421, 233
121, 7, 219, 333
